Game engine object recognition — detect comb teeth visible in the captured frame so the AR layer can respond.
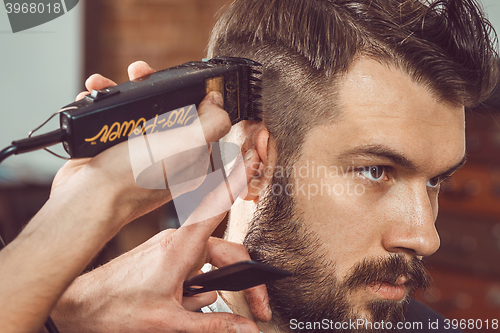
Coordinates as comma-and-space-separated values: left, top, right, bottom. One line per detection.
248, 65, 263, 121
252, 101, 263, 109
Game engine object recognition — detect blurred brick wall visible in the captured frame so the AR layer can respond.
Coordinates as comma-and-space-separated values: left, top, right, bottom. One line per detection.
84, 0, 232, 85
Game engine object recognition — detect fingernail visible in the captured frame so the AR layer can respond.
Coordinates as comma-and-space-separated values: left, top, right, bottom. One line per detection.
244, 149, 255, 161
237, 323, 256, 333
210, 91, 224, 108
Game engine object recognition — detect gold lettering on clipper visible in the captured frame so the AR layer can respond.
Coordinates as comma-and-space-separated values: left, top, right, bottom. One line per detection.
85, 105, 196, 144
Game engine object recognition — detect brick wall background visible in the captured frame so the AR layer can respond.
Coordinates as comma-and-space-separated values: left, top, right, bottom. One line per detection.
84, 0, 232, 84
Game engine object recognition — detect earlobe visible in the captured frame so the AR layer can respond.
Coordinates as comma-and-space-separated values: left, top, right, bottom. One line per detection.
255, 128, 269, 166
244, 128, 271, 201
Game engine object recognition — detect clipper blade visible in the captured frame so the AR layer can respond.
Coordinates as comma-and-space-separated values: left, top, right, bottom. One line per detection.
248, 65, 263, 121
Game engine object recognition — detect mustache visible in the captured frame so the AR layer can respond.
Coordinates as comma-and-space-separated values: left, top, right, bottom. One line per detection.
344, 254, 431, 294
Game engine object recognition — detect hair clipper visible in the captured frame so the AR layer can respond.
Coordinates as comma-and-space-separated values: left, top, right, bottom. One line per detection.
9, 57, 262, 159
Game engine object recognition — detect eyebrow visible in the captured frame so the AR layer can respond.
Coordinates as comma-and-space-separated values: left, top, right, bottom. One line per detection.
337, 144, 467, 177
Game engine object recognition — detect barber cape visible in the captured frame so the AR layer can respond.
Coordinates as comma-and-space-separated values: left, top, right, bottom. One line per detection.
199, 263, 233, 314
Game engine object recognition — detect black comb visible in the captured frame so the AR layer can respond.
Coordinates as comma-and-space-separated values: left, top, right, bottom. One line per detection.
183, 261, 292, 297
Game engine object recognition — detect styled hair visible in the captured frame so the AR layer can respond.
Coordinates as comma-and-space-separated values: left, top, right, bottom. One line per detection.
208, 0, 499, 165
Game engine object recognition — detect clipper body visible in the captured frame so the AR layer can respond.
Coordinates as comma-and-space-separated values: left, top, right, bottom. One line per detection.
59, 57, 262, 158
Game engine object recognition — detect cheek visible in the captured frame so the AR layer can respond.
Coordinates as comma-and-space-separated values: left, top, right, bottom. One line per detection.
292, 168, 388, 272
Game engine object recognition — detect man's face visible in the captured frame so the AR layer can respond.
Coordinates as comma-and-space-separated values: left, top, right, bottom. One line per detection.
244, 58, 465, 331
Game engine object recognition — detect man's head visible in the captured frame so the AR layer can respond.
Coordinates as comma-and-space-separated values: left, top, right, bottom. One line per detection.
207, 0, 498, 331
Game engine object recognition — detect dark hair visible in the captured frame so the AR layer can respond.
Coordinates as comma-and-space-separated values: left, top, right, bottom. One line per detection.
208, 0, 499, 165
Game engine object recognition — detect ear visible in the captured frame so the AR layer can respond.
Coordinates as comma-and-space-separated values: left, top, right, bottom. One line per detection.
243, 127, 274, 201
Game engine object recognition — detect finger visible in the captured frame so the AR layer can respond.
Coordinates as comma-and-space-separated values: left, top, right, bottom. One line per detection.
85, 74, 117, 92
183, 148, 260, 228
127, 60, 155, 80
137, 92, 227, 189
131, 92, 232, 195
207, 238, 271, 322
198, 91, 232, 143
244, 285, 272, 322
179, 147, 259, 235
146, 92, 231, 165
75, 91, 90, 101
178, 311, 259, 333
181, 290, 217, 311
206, 238, 251, 267
163, 149, 261, 280
181, 264, 220, 311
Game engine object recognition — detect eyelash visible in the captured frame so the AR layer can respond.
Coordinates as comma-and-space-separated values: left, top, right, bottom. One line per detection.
356, 166, 452, 189
427, 175, 452, 189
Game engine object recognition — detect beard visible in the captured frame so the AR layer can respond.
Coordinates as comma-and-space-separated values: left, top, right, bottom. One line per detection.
243, 172, 431, 333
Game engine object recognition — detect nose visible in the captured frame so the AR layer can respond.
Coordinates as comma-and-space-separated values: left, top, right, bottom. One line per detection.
381, 182, 441, 257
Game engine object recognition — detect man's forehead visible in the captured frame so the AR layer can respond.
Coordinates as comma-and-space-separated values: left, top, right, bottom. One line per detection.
329, 58, 465, 129
338, 59, 455, 114
336, 143, 467, 176
299, 58, 466, 174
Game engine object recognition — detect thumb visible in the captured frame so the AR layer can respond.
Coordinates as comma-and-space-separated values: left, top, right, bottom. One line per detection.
181, 312, 260, 333
182, 147, 259, 229
197, 91, 232, 143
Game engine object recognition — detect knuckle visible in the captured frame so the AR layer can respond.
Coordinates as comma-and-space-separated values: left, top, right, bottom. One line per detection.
159, 231, 176, 251
159, 228, 176, 237
232, 242, 250, 257
205, 316, 235, 332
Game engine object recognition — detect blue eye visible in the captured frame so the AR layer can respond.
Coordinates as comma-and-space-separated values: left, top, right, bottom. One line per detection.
427, 177, 439, 188
427, 176, 443, 188
359, 166, 388, 181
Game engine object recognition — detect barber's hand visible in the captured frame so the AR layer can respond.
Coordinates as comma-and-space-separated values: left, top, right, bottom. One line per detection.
51, 61, 231, 231
52, 148, 270, 333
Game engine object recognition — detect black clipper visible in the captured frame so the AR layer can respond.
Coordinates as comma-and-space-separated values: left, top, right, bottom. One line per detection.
59, 56, 262, 158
